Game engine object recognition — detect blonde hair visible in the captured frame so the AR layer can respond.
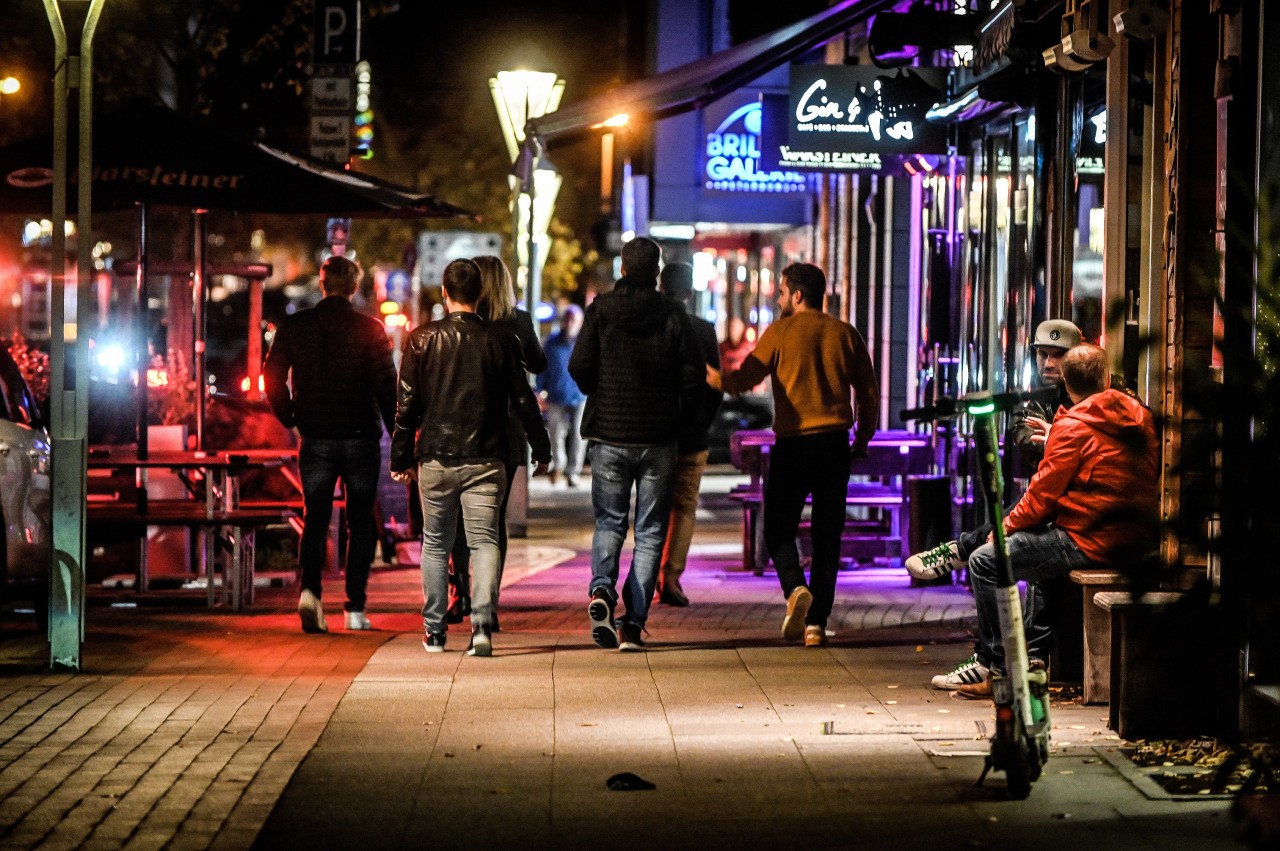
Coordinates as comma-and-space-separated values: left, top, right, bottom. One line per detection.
473, 255, 516, 322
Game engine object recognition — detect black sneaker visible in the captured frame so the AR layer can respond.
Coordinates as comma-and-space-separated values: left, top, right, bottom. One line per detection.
618, 621, 646, 652
423, 631, 446, 653
588, 588, 618, 649
467, 625, 492, 657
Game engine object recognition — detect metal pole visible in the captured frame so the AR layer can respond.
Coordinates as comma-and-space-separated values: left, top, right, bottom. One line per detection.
192, 209, 207, 449
134, 203, 148, 591
135, 203, 148, 464
526, 181, 539, 323
44, 0, 107, 671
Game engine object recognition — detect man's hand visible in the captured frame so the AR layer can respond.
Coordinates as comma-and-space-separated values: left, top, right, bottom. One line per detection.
532, 448, 552, 467
850, 444, 869, 461
1025, 415, 1051, 446
705, 364, 722, 392
390, 468, 417, 484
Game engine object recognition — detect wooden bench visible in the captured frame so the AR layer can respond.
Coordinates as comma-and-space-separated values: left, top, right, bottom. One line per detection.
1068, 569, 1128, 703
1094, 589, 1215, 739
733, 441, 928, 574
88, 500, 296, 610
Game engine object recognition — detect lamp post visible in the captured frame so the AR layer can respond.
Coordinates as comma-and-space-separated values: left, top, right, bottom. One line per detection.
43, 0, 108, 671
489, 70, 563, 330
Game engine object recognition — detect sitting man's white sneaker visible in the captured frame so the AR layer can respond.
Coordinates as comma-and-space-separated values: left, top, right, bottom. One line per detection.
905, 540, 963, 581
930, 654, 990, 690
298, 590, 328, 634
345, 611, 372, 631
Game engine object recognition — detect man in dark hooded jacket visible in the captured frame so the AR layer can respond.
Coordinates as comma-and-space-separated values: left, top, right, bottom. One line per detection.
569, 237, 704, 652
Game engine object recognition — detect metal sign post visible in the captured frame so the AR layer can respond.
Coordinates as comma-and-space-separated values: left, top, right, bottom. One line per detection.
43, 0, 107, 671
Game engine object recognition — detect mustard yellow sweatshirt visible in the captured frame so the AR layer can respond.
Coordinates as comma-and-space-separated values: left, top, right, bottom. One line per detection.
722, 310, 879, 447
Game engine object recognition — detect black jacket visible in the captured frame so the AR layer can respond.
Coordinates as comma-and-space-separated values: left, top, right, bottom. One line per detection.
494, 310, 547, 467
264, 296, 396, 439
569, 276, 703, 446
390, 311, 550, 469
677, 309, 722, 453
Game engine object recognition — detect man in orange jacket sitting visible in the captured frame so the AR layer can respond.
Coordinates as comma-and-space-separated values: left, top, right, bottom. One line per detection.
952, 343, 1160, 699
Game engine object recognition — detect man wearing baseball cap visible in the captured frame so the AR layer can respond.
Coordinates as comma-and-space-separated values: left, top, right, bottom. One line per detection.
904, 318, 1083, 693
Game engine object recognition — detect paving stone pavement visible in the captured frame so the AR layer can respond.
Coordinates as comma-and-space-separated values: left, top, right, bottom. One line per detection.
0, 472, 1242, 850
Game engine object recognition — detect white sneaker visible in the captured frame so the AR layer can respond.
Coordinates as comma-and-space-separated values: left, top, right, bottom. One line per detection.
298, 590, 328, 634
344, 611, 372, 631
930, 654, 990, 690
905, 541, 963, 581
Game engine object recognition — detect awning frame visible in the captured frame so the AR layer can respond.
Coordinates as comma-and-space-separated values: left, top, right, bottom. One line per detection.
527, 0, 899, 145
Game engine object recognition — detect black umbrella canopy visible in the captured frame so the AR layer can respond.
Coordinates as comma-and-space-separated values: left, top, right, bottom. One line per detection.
0, 102, 473, 218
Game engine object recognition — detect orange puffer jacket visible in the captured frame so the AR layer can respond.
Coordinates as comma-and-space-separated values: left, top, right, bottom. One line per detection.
1004, 388, 1160, 564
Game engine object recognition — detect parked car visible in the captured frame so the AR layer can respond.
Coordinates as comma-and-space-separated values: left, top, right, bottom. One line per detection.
0, 346, 51, 611
706, 392, 774, 465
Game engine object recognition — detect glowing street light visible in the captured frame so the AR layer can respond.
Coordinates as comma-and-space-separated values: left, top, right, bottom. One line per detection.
489, 70, 564, 330
0, 76, 19, 96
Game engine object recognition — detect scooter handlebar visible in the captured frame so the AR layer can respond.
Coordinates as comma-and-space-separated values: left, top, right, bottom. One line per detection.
900, 386, 1059, 423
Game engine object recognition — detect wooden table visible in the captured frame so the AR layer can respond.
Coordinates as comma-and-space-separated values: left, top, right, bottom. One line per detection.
87, 448, 296, 609
726, 429, 934, 572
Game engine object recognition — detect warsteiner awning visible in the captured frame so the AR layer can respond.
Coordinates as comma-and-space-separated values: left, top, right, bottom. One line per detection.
527, 0, 898, 145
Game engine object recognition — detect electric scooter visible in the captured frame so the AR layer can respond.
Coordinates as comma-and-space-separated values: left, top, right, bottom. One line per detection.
902, 389, 1052, 799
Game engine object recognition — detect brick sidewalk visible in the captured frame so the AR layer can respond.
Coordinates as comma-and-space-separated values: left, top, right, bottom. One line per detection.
0, 611, 390, 850
0, 475, 1238, 849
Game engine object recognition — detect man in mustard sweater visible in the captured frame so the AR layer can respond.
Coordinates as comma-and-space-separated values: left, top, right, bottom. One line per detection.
708, 263, 879, 646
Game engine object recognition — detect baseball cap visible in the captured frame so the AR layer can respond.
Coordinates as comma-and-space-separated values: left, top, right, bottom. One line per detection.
1031, 319, 1082, 351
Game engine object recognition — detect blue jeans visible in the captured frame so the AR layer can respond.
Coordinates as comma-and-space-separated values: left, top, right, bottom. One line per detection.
957, 513, 1057, 663
298, 437, 381, 612
418, 459, 506, 633
968, 524, 1095, 672
587, 442, 678, 629
763, 430, 851, 628
546, 402, 585, 478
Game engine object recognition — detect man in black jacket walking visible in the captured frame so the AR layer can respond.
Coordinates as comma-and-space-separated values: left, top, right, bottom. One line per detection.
656, 262, 721, 607
569, 238, 703, 651
390, 259, 550, 657
265, 256, 396, 634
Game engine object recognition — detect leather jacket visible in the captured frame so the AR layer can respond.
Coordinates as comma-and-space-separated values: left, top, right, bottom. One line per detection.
390, 312, 550, 470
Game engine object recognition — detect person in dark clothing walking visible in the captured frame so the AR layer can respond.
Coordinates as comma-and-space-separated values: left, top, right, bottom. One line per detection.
390, 258, 551, 656
446, 255, 547, 628
570, 237, 704, 651
264, 255, 396, 634
708, 262, 879, 648
656, 262, 721, 607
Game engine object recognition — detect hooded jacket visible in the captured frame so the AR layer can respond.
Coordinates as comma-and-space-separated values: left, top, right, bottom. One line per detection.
1004, 388, 1160, 564
568, 276, 704, 446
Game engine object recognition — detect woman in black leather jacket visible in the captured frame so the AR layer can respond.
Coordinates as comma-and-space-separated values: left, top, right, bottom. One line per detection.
448, 256, 547, 625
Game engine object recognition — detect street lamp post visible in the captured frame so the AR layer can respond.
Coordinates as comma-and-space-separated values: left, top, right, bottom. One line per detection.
43, 0, 108, 671
489, 70, 564, 332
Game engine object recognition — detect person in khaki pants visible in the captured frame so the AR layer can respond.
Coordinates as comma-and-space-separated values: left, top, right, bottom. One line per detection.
655, 263, 721, 607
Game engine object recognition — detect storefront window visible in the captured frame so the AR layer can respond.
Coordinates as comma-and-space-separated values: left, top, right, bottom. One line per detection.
1071, 104, 1107, 342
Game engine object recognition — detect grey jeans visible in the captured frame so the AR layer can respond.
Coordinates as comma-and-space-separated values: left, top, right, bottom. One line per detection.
417, 459, 506, 633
